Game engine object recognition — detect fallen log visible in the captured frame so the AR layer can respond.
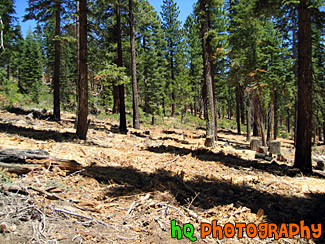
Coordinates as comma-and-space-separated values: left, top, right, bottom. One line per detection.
0, 148, 50, 163
0, 148, 82, 174
0, 162, 38, 174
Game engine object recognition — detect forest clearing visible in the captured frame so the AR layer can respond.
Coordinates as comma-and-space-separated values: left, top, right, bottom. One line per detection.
0, 108, 324, 243
1, 0, 325, 243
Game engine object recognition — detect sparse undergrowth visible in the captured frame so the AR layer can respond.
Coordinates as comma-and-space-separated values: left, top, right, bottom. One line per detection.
0, 108, 324, 244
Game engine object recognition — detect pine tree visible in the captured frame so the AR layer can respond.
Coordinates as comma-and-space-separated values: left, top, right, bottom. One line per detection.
160, 0, 183, 117
228, 0, 261, 136
76, 0, 88, 139
25, 0, 71, 120
116, 0, 127, 133
0, 0, 20, 78
253, 0, 324, 172
312, 13, 325, 144
129, 0, 140, 129
198, 0, 216, 147
184, 14, 203, 116
137, 0, 168, 123
20, 30, 43, 103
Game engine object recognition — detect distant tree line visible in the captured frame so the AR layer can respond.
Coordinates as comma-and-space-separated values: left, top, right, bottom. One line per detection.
0, 0, 324, 172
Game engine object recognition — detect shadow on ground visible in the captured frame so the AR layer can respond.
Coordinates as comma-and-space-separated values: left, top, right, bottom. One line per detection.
82, 159, 325, 243
147, 145, 317, 178
0, 122, 76, 142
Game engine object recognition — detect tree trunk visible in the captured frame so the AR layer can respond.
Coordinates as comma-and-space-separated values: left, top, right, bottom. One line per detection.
318, 124, 322, 142
74, 0, 80, 130
129, 0, 140, 129
143, 37, 149, 114
202, 78, 207, 120
323, 119, 325, 144
199, 0, 215, 147
253, 122, 258, 136
292, 8, 299, 147
246, 96, 251, 142
207, 14, 217, 140
211, 61, 218, 140
235, 83, 241, 135
287, 108, 291, 133
274, 89, 278, 140
113, 86, 120, 114
171, 92, 176, 117
76, 0, 88, 140
240, 88, 245, 125
171, 52, 176, 118
294, 0, 312, 173
116, 0, 127, 133
251, 90, 266, 146
113, 3, 122, 114
119, 84, 127, 133
144, 79, 149, 113
267, 89, 275, 143
53, 0, 61, 121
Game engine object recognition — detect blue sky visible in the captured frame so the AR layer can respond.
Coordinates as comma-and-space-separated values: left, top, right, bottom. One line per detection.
14, 0, 197, 37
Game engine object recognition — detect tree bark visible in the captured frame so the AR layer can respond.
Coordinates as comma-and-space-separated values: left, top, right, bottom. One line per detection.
76, 0, 88, 140
207, 12, 217, 140
113, 3, 122, 114
267, 88, 275, 143
251, 90, 266, 146
143, 37, 149, 114
323, 119, 325, 145
116, 0, 127, 133
294, 0, 312, 173
274, 89, 278, 140
171, 50, 176, 118
246, 93, 251, 142
211, 61, 218, 140
235, 83, 241, 135
292, 8, 299, 147
74, 0, 80, 130
240, 87, 245, 125
129, 0, 140, 129
199, 0, 215, 147
53, 0, 61, 121
287, 108, 291, 133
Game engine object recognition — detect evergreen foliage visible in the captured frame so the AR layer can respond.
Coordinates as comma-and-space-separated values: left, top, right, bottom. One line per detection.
0, 0, 323, 170
19, 30, 43, 103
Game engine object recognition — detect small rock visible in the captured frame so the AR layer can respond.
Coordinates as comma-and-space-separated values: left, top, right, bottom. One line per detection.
315, 161, 325, 171
277, 154, 287, 162
264, 156, 273, 161
9, 225, 16, 232
26, 112, 33, 120
0, 223, 9, 233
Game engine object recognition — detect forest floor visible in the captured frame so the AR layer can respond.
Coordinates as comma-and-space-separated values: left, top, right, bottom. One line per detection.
0, 107, 324, 244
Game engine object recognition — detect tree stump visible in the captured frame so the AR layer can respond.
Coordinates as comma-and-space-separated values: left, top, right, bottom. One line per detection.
269, 140, 281, 154
250, 137, 262, 151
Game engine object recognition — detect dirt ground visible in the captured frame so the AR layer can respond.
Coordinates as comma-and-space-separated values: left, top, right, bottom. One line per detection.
0, 108, 324, 244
